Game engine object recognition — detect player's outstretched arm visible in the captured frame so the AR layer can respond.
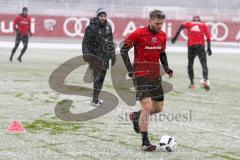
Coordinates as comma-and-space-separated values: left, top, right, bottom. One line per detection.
171, 25, 184, 44
120, 43, 135, 78
204, 24, 212, 56
160, 52, 173, 78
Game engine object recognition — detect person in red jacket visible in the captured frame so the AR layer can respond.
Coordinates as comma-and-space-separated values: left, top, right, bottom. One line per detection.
10, 7, 32, 63
120, 10, 173, 151
172, 16, 212, 91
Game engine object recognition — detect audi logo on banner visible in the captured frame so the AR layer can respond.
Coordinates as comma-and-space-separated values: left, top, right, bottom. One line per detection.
180, 22, 229, 41
63, 17, 115, 37
206, 22, 229, 41
1, 14, 239, 43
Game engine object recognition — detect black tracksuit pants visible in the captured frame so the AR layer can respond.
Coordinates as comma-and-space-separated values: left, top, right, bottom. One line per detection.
188, 44, 208, 84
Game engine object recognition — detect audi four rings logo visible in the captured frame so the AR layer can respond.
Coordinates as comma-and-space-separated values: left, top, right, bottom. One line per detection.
63, 17, 115, 37
180, 22, 229, 41
206, 22, 229, 41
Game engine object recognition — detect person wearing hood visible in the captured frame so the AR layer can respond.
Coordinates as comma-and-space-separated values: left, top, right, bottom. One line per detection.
82, 8, 116, 106
10, 7, 32, 63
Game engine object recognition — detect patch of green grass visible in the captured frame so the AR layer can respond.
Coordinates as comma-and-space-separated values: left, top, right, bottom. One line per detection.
15, 92, 24, 97
169, 90, 182, 96
24, 119, 84, 135
13, 79, 30, 82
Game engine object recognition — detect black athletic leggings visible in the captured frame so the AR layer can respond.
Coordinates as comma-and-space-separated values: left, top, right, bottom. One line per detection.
11, 33, 29, 57
188, 44, 208, 83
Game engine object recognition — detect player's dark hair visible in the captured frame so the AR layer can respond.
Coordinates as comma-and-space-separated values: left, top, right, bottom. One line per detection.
149, 10, 166, 20
193, 16, 201, 22
22, 7, 28, 12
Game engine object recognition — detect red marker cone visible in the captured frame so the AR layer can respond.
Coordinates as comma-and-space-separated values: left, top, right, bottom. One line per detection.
7, 120, 25, 133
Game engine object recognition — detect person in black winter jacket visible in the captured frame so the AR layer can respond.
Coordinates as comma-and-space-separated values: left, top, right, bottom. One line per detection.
82, 8, 116, 106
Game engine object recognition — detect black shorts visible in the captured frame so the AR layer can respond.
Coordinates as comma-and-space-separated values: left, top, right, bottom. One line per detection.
133, 76, 164, 102
15, 33, 29, 45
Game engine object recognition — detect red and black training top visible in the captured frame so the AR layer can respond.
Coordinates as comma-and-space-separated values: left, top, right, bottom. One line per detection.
122, 26, 167, 78
13, 14, 31, 36
182, 21, 211, 47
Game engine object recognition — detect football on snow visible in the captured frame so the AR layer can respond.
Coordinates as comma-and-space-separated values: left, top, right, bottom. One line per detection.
159, 135, 177, 152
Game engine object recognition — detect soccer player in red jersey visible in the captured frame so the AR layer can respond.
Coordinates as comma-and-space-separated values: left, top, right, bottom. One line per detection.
120, 10, 173, 151
172, 16, 212, 90
10, 7, 32, 63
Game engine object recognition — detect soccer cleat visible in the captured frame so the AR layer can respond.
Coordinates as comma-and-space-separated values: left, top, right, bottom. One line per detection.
91, 99, 103, 107
17, 56, 22, 63
188, 84, 195, 89
129, 111, 141, 134
141, 142, 157, 152
202, 82, 210, 91
200, 80, 210, 91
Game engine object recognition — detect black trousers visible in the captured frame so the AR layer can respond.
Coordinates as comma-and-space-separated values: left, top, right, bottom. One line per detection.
86, 56, 108, 100
83, 54, 109, 100
92, 67, 107, 100
11, 33, 29, 58
188, 44, 208, 83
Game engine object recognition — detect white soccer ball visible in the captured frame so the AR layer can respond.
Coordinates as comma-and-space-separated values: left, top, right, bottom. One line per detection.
159, 135, 177, 152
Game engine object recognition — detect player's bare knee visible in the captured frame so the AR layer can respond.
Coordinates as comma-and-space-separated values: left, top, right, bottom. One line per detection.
154, 102, 164, 113
141, 105, 152, 114
140, 98, 153, 113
